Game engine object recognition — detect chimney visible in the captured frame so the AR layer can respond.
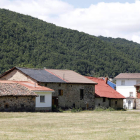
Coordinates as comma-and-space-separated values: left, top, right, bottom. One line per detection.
104, 77, 108, 84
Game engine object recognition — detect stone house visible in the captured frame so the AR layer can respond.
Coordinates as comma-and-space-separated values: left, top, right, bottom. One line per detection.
86, 77, 125, 109
0, 67, 97, 109
0, 80, 37, 111
0, 80, 54, 111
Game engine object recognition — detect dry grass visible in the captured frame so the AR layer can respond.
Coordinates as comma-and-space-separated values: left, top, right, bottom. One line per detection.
0, 111, 140, 140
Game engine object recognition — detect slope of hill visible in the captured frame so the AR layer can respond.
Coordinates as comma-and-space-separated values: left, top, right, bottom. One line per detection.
98, 36, 140, 64
1, 9, 140, 77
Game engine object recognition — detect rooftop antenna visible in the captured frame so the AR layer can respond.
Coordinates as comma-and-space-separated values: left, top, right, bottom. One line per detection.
63, 74, 65, 80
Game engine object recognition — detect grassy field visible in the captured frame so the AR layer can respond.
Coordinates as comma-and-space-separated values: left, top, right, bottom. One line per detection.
0, 111, 140, 140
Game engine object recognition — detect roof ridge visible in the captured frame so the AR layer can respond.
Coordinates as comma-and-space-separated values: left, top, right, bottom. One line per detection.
16, 67, 44, 70
45, 69, 68, 82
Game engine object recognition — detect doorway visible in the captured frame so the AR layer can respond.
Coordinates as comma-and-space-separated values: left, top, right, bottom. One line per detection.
52, 96, 58, 107
128, 100, 131, 109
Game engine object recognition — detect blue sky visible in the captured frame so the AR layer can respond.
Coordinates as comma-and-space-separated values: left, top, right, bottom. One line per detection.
61, 0, 135, 8
1, 0, 140, 43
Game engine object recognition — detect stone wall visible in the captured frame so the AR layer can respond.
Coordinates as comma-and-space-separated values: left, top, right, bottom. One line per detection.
35, 107, 52, 111
95, 98, 123, 109
40, 83, 95, 109
110, 99, 123, 109
95, 98, 110, 108
136, 99, 140, 110
0, 96, 35, 112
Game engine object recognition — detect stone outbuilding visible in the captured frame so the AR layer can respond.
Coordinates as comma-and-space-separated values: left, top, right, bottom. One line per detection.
0, 80, 37, 112
0, 80, 54, 111
86, 77, 125, 109
0, 67, 97, 109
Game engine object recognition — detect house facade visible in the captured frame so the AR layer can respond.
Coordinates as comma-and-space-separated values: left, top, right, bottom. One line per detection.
0, 67, 97, 109
115, 73, 140, 109
86, 77, 125, 109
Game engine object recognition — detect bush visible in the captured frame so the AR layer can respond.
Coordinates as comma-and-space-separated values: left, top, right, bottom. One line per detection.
71, 108, 82, 113
106, 107, 115, 111
94, 106, 115, 111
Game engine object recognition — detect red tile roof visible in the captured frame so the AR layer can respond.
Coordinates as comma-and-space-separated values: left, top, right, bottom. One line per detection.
16, 81, 54, 92
86, 77, 125, 99
0, 81, 54, 97
0, 81, 37, 96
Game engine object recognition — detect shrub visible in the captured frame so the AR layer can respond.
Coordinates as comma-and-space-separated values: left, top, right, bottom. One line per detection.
71, 108, 82, 113
94, 106, 106, 111
94, 106, 116, 111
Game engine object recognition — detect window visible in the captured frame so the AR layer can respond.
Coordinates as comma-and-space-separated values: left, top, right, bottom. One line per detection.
40, 95, 45, 102
103, 97, 106, 102
58, 89, 63, 96
45, 83, 47, 87
130, 92, 133, 97
115, 101, 117, 105
80, 89, 84, 100
121, 80, 125, 85
21, 104, 24, 108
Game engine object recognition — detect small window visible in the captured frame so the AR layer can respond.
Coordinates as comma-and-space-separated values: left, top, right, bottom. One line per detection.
59, 84, 61, 87
73, 103, 75, 108
115, 101, 117, 105
45, 83, 47, 87
130, 92, 133, 97
21, 104, 24, 108
121, 80, 125, 85
4, 103, 9, 109
80, 89, 84, 100
103, 97, 106, 102
58, 89, 63, 96
40, 95, 45, 102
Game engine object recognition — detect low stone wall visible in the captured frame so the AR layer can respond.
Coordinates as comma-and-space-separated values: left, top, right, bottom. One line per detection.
136, 99, 140, 110
0, 96, 35, 112
35, 107, 52, 112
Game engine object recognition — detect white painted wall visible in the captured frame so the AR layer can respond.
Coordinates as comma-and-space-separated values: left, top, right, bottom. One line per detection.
116, 78, 139, 109
116, 86, 136, 98
35, 92, 52, 108
116, 79, 138, 98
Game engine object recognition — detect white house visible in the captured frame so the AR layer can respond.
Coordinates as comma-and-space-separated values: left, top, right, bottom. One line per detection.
114, 73, 140, 109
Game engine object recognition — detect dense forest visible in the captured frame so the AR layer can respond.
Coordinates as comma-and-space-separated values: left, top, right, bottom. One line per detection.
1, 9, 140, 77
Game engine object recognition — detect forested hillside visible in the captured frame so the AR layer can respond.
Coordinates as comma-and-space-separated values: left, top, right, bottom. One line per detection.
98, 36, 140, 64
1, 9, 140, 77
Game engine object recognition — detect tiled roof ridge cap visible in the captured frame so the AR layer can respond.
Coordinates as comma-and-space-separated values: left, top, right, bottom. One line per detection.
46, 68, 71, 71
45, 69, 68, 82
86, 76, 104, 80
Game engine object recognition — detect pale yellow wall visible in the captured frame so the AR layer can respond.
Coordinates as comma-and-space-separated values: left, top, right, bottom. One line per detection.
0, 69, 36, 82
